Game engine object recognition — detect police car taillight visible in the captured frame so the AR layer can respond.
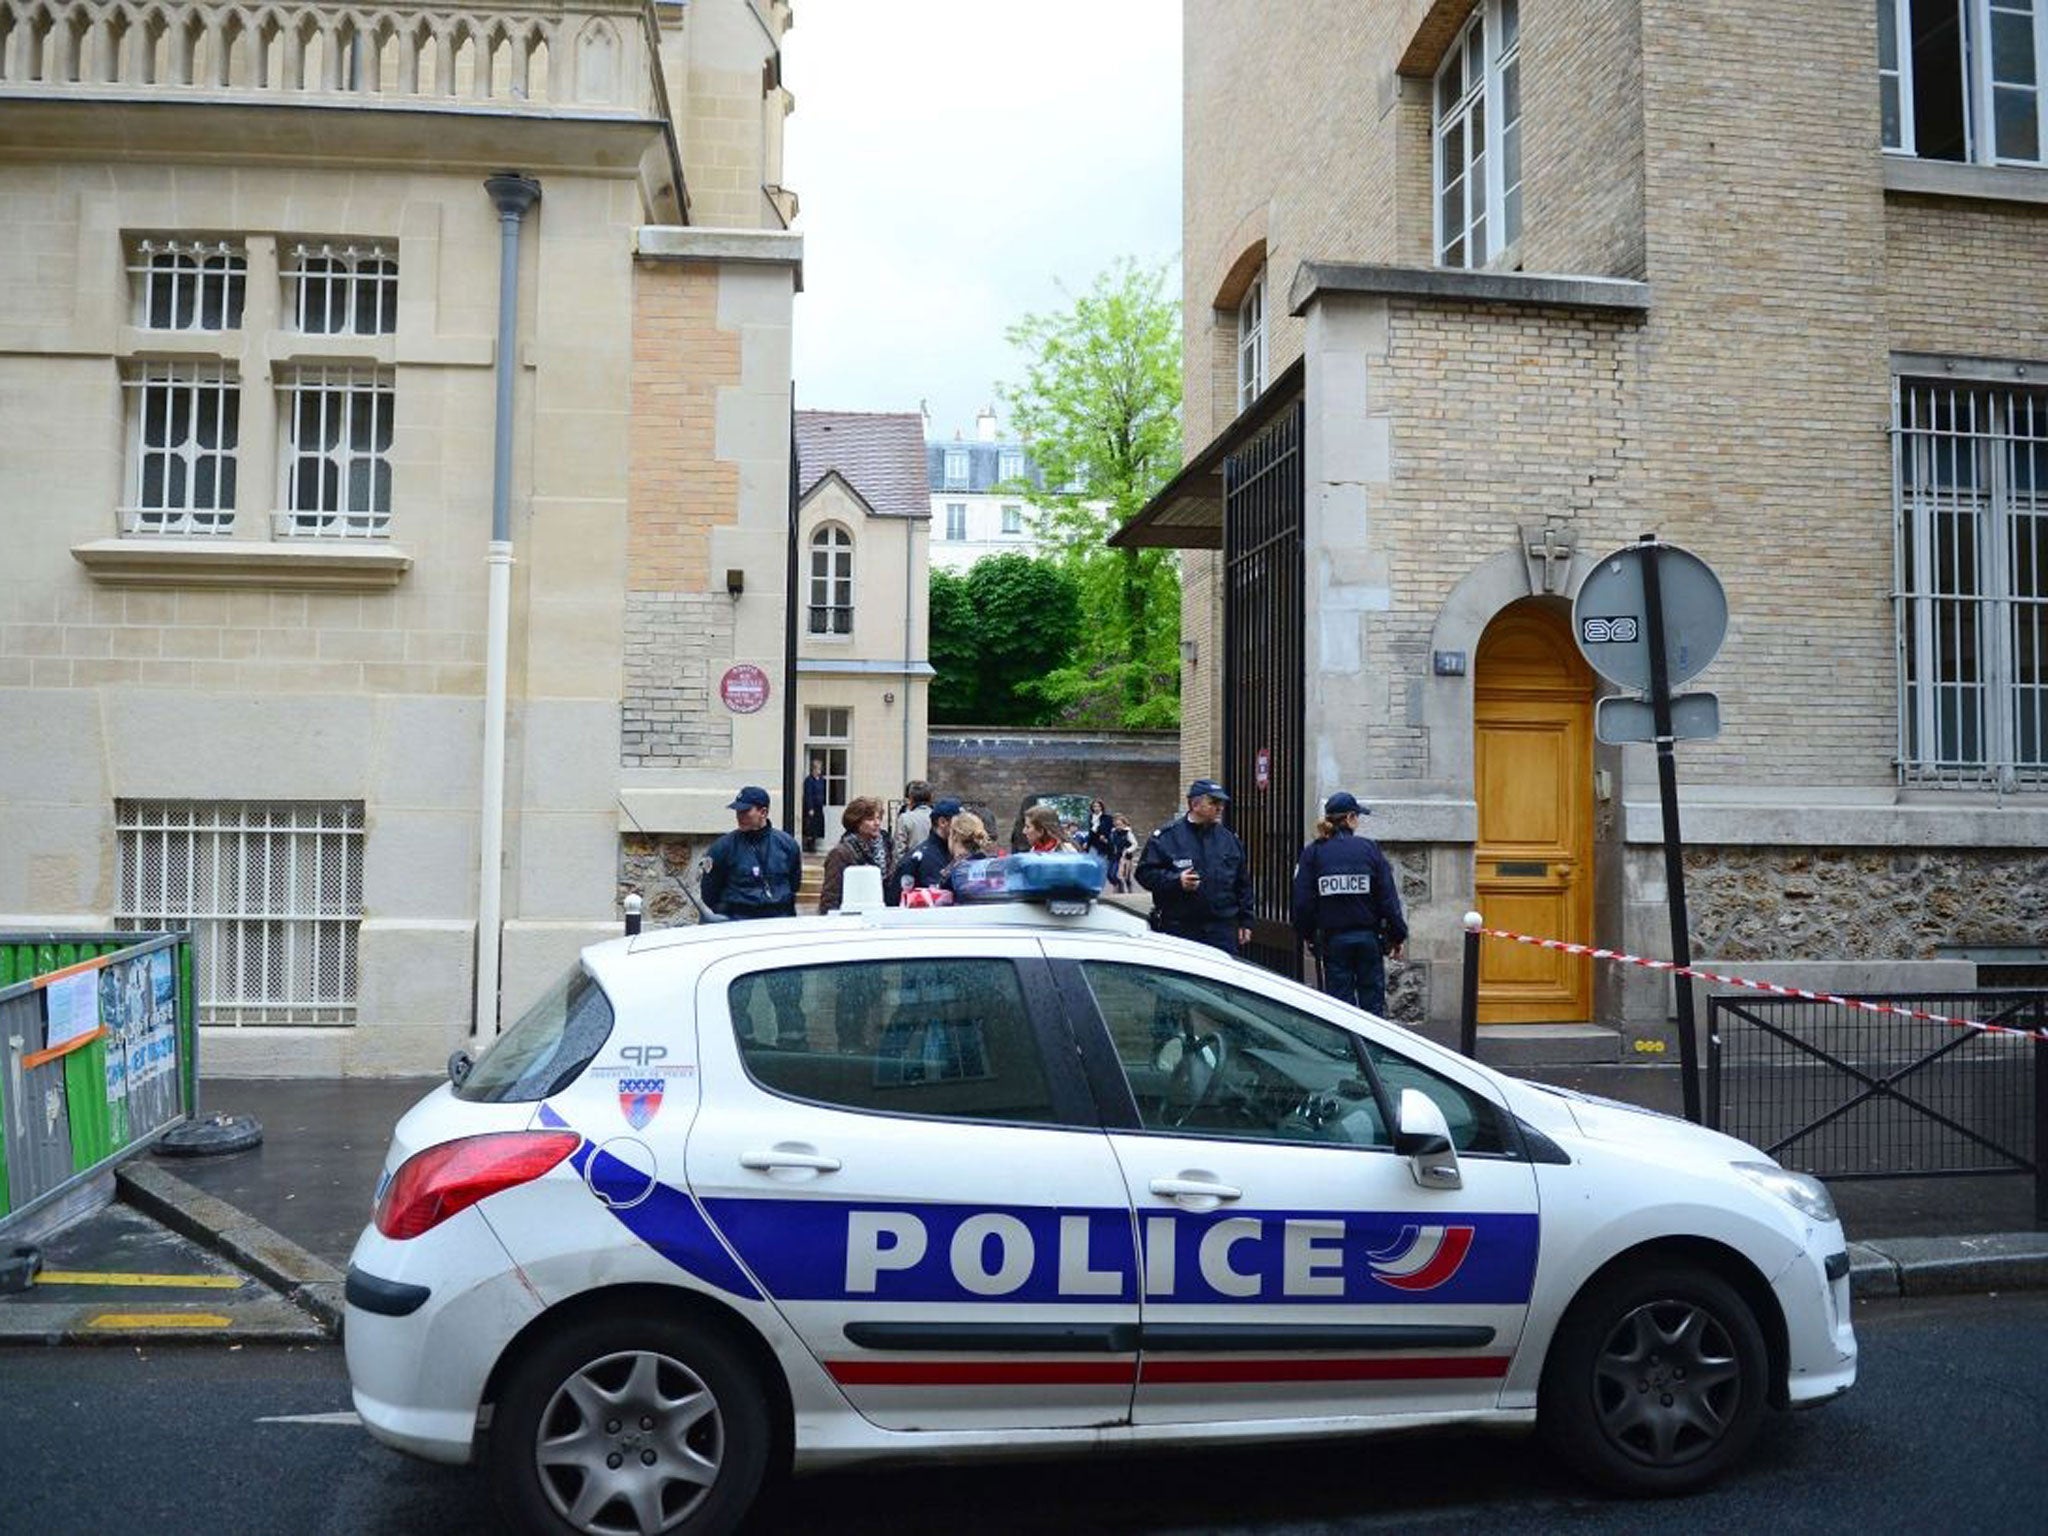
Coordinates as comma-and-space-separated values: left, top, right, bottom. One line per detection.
373, 1130, 581, 1240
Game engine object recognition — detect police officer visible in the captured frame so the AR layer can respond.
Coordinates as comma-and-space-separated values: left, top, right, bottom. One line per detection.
1291, 790, 1407, 1015
898, 796, 960, 895
699, 785, 807, 1045
1137, 778, 1255, 954
700, 785, 804, 918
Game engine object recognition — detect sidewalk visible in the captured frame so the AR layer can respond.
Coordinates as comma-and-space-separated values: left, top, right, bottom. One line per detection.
3, 1062, 2042, 1346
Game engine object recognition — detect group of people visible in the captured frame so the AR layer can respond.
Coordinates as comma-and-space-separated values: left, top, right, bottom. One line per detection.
702, 769, 1410, 1017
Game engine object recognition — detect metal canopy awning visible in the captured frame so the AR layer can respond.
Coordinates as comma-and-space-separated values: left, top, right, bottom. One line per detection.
1109, 358, 1305, 550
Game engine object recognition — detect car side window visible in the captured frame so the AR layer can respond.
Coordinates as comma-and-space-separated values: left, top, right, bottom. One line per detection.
729, 959, 1061, 1127
1361, 1039, 1510, 1155
1078, 961, 1389, 1148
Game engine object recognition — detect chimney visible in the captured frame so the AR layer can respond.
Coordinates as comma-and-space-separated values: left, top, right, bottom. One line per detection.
975, 405, 998, 443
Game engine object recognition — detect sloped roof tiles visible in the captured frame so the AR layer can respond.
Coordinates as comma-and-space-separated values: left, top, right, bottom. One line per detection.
795, 410, 931, 520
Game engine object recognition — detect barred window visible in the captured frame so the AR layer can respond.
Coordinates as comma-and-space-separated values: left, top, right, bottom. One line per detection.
1894, 377, 2048, 787
116, 801, 365, 1026
123, 362, 240, 535
808, 524, 853, 635
284, 241, 399, 335
281, 367, 394, 536
130, 239, 246, 331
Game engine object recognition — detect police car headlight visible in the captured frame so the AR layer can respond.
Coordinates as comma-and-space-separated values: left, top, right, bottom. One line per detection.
1732, 1161, 1837, 1224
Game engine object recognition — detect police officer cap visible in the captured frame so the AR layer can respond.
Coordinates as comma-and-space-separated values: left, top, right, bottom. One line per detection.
933, 796, 963, 818
1187, 778, 1232, 803
727, 785, 771, 810
1324, 790, 1368, 816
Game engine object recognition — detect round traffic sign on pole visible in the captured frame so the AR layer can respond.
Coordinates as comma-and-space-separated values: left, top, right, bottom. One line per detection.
1572, 542, 1727, 691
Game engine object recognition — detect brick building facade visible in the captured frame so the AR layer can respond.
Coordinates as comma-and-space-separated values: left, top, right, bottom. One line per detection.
1125, 0, 2048, 1033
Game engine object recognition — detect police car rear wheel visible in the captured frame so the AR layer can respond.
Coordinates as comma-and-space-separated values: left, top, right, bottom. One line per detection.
491, 1316, 769, 1536
1538, 1263, 1767, 1496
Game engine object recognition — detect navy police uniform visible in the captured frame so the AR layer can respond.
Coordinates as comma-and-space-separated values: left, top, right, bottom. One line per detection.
701, 826, 803, 919
896, 797, 962, 895
1291, 792, 1407, 1016
1136, 779, 1255, 955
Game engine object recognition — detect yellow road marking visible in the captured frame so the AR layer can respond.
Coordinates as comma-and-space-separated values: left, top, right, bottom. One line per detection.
36, 1270, 244, 1290
87, 1312, 234, 1329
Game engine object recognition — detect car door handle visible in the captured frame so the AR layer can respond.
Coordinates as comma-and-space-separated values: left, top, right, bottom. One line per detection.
1149, 1176, 1242, 1202
739, 1147, 842, 1173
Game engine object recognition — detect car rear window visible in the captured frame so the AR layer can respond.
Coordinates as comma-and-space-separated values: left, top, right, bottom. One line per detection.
456, 966, 615, 1102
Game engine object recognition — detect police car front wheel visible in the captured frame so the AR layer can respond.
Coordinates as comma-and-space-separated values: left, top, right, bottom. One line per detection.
489, 1315, 771, 1536
1538, 1263, 1768, 1496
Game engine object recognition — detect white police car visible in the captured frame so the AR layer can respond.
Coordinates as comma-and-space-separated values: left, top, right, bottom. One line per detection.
344, 859, 1856, 1536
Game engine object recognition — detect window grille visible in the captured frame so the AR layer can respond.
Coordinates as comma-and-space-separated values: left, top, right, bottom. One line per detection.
1882, 0, 2048, 166
123, 362, 240, 535
130, 238, 246, 331
808, 525, 853, 634
283, 241, 399, 335
1237, 267, 1267, 413
116, 801, 365, 1026
1434, 0, 1522, 269
1893, 377, 2048, 787
805, 708, 851, 808
281, 367, 394, 536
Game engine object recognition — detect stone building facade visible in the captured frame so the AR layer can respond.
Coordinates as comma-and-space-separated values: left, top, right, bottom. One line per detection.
1128, 0, 2048, 1034
0, 0, 803, 1074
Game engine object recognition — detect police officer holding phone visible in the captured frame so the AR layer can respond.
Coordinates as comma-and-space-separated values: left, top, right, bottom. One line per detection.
1137, 778, 1255, 954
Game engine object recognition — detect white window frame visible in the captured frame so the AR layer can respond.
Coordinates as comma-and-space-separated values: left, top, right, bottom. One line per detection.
282, 240, 399, 335
1001, 503, 1024, 536
945, 502, 968, 541
944, 448, 970, 489
130, 238, 246, 331
1892, 374, 2047, 787
1236, 266, 1267, 414
123, 362, 240, 536
1882, 0, 2048, 165
808, 524, 854, 636
998, 448, 1024, 483
1434, 0, 1523, 269
278, 367, 394, 538
115, 800, 365, 1026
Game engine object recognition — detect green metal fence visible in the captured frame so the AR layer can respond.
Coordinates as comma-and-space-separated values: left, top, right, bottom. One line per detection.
0, 931, 196, 1236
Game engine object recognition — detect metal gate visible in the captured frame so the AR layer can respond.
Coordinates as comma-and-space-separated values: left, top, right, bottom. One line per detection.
1709, 990, 2045, 1221
1222, 398, 1305, 978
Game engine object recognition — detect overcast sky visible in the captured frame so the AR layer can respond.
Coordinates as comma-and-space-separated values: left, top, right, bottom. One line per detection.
781, 1, 1182, 443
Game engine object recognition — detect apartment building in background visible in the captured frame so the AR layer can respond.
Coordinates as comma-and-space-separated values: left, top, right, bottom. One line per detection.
1122, 0, 2047, 1034
927, 406, 1063, 571
794, 409, 933, 827
0, 0, 802, 1073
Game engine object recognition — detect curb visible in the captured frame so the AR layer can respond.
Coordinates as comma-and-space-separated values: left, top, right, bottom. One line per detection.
1848, 1231, 2048, 1300
114, 1160, 345, 1340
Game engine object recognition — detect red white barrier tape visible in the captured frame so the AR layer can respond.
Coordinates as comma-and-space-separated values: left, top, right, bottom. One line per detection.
1470, 925, 2048, 1042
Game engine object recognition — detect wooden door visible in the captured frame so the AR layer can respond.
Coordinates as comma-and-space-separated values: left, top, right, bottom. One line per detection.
1473, 603, 1593, 1022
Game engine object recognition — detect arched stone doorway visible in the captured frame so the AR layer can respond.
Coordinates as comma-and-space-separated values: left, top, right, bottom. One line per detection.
1473, 600, 1594, 1022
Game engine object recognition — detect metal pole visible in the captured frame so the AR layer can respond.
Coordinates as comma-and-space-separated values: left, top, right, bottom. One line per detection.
2033, 1022, 2047, 1226
1459, 910, 1482, 1060
472, 173, 539, 1051
782, 389, 800, 835
1640, 533, 1701, 1123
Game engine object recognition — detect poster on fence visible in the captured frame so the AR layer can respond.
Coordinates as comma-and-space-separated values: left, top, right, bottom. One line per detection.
97, 948, 177, 1105
44, 970, 102, 1051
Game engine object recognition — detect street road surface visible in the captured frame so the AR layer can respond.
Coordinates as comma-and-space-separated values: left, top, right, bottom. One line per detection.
4, 1292, 2041, 1535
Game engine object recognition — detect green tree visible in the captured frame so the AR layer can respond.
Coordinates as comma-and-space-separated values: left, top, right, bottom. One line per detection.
926, 553, 1082, 726
1000, 258, 1183, 728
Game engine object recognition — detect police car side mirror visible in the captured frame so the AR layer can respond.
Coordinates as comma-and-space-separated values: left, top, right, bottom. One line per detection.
1394, 1088, 1462, 1190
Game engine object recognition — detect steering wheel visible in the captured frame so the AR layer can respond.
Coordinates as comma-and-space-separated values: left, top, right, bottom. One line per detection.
1159, 1030, 1231, 1128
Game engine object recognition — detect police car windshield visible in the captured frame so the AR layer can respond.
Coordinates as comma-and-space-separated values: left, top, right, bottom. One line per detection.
457, 966, 616, 1102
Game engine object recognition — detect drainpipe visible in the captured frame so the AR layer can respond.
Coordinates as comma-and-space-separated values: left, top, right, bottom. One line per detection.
901, 508, 914, 790
473, 172, 540, 1050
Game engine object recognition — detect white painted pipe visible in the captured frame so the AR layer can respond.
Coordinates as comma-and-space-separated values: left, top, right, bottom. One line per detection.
473, 539, 513, 1050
